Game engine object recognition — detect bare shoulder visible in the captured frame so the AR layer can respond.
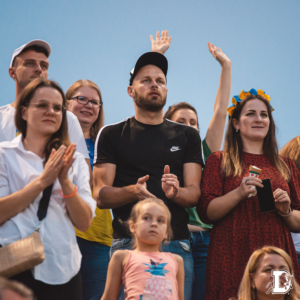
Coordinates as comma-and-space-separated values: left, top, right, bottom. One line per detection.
112, 249, 130, 268
171, 253, 183, 265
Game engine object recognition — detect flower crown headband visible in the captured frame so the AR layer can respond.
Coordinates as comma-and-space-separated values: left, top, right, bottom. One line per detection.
227, 88, 274, 117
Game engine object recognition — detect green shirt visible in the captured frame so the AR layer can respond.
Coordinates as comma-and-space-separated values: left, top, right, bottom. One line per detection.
185, 139, 213, 229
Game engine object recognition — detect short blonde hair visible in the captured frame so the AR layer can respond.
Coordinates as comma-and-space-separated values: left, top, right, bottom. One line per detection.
0, 277, 33, 300
128, 198, 173, 249
230, 246, 300, 300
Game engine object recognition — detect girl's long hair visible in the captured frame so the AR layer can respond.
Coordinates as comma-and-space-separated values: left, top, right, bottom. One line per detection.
66, 79, 104, 141
280, 136, 300, 174
15, 78, 70, 164
229, 246, 300, 300
222, 95, 290, 181
127, 198, 173, 250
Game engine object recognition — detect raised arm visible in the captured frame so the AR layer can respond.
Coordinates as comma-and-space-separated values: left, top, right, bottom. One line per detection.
93, 163, 157, 209
151, 30, 172, 55
205, 42, 231, 153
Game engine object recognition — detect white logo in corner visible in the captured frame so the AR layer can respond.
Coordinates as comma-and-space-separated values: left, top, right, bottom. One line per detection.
266, 270, 293, 295
170, 146, 181, 152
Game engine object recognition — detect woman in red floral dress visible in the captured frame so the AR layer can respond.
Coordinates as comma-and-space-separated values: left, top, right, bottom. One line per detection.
197, 89, 300, 300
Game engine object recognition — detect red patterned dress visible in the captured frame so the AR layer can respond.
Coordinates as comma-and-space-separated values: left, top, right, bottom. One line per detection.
197, 151, 300, 300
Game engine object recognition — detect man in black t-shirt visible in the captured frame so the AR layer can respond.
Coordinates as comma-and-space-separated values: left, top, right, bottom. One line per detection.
93, 49, 204, 300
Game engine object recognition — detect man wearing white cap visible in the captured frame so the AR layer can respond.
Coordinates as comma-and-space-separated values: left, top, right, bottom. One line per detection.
0, 39, 89, 163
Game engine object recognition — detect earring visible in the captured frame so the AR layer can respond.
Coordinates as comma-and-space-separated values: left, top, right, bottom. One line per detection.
236, 129, 239, 133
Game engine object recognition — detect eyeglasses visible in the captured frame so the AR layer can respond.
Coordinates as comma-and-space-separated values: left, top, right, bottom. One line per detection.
70, 96, 103, 108
26, 101, 66, 114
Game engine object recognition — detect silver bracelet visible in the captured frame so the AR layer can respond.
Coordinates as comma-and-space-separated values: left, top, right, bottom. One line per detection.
278, 208, 293, 217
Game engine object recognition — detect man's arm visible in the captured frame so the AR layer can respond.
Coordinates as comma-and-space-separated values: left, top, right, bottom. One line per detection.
93, 163, 157, 209
161, 163, 202, 208
205, 42, 231, 153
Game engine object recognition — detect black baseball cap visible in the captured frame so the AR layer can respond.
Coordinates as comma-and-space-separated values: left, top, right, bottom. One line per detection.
129, 52, 168, 85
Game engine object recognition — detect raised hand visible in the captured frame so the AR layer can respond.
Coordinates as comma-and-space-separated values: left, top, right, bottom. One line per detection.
40, 145, 66, 188
150, 30, 172, 55
134, 175, 157, 200
207, 42, 231, 67
58, 143, 76, 185
161, 165, 179, 200
274, 188, 291, 215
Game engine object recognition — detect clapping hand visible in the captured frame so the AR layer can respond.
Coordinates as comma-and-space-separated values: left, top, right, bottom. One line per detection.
58, 143, 76, 185
40, 145, 66, 188
207, 42, 231, 67
161, 165, 179, 200
135, 175, 157, 200
151, 30, 172, 55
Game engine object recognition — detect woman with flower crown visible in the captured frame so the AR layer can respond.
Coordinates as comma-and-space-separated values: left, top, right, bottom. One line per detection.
197, 89, 300, 300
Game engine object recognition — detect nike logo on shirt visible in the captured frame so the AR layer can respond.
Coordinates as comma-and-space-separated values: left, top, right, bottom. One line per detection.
170, 146, 181, 152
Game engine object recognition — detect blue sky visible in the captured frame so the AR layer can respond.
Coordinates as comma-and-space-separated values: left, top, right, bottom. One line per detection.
0, 0, 299, 148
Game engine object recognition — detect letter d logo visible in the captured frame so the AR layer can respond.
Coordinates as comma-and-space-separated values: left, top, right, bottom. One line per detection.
271, 270, 293, 294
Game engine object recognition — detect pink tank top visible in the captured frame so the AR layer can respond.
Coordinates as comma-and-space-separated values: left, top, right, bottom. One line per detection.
122, 250, 179, 300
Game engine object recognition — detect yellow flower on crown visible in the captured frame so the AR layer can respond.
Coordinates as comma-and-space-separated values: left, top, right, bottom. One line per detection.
227, 88, 274, 117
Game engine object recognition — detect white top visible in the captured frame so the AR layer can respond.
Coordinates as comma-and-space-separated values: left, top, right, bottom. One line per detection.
0, 104, 89, 159
0, 135, 96, 284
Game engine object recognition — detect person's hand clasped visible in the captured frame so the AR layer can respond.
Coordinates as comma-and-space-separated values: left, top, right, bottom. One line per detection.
207, 42, 231, 67
40, 145, 66, 188
58, 143, 76, 185
161, 165, 179, 200
274, 188, 291, 215
135, 175, 157, 200
150, 30, 172, 55
237, 176, 263, 199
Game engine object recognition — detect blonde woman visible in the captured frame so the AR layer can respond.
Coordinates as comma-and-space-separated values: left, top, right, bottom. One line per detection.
230, 246, 300, 300
281, 136, 300, 269
66, 80, 112, 300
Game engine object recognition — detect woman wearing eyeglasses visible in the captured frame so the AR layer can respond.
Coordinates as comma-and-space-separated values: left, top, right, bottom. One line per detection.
66, 80, 113, 300
0, 78, 96, 300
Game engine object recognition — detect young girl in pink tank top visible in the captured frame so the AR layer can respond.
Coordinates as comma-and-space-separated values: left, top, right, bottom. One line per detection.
101, 198, 184, 300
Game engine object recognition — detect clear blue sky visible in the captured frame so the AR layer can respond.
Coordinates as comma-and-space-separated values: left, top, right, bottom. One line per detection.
0, 0, 299, 148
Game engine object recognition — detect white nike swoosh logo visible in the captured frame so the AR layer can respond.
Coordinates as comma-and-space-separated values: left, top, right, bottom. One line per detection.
170, 148, 181, 152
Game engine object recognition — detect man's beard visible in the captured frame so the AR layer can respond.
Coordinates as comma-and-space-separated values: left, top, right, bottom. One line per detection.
133, 90, 167, 113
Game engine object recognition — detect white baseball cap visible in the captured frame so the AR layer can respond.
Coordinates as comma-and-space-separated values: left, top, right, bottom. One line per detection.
10, 39, 51, 68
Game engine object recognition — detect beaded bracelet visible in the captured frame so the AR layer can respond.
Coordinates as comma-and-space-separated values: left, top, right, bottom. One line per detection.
60, 185, 78, 198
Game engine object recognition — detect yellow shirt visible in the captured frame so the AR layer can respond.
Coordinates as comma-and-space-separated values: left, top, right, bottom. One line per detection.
76, 206, 113, 246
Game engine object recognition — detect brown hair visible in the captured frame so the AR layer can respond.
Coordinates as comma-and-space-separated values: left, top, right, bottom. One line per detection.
229, 246, 300, 300
280, 136, 300, 174
12, 45, 49, 68
221, 95, 290, 181
66, 79, 104, 141
0, 277, 34, 300
128, 198, 173, 249
164, 102, 199, 129
15, 78, 70, 164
